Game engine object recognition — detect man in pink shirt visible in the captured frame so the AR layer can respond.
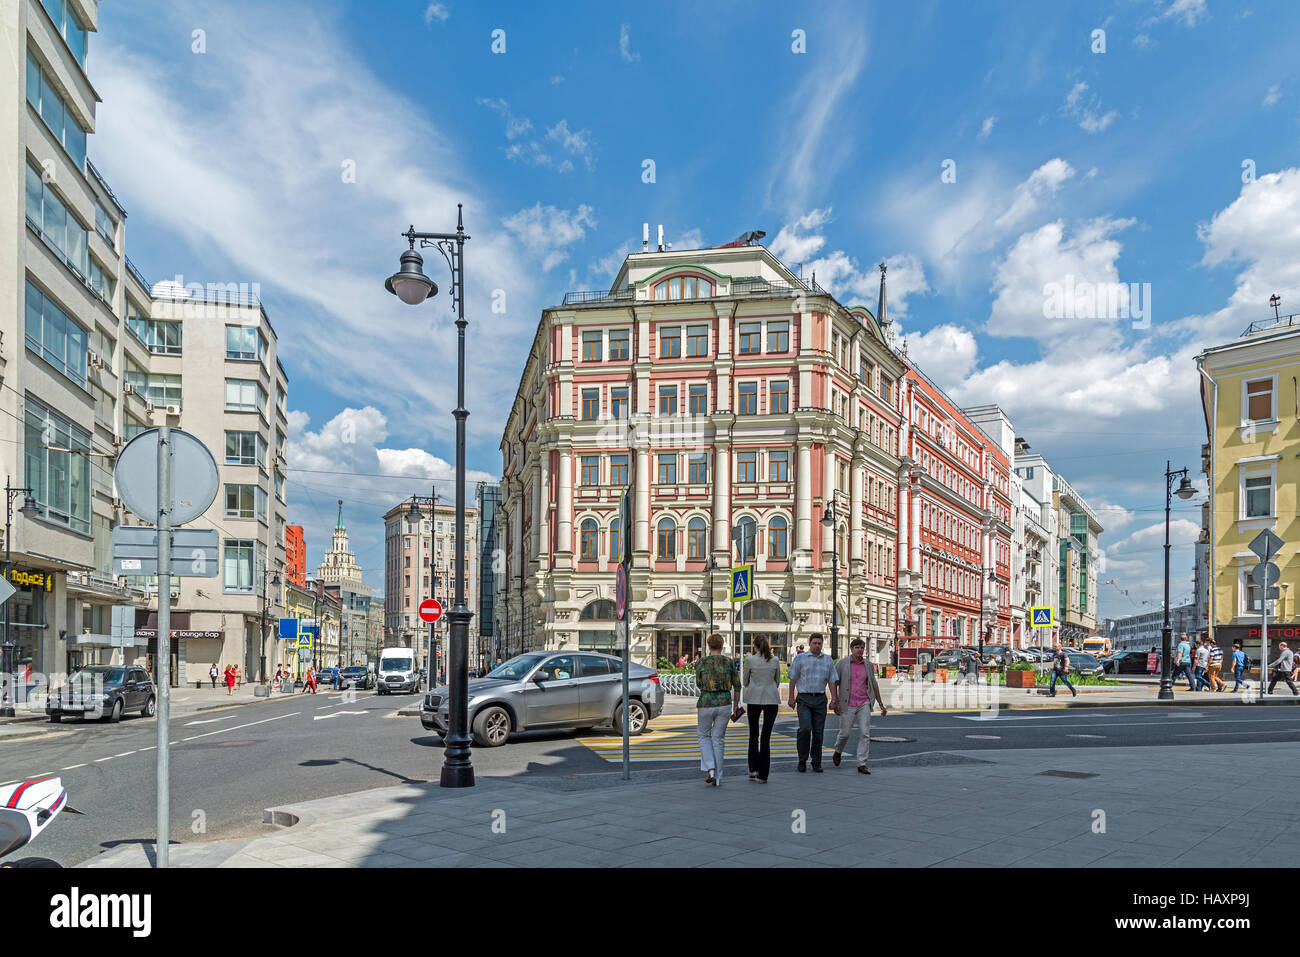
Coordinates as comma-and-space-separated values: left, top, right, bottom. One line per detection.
829, 638, 887, 774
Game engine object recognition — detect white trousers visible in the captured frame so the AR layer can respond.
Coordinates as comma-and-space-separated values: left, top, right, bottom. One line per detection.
697, 705, 732, 778
833, 703, 872, 766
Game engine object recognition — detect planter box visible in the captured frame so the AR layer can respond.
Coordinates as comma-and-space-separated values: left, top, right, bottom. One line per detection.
936, 669, 948, 683
1006, 669, 1037, 689
884, 666, 896, 678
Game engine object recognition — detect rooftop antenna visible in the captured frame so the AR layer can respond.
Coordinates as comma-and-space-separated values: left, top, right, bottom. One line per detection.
642, 223, 649, 252
657, 224, 664, 252
1271, 293, 1282, 320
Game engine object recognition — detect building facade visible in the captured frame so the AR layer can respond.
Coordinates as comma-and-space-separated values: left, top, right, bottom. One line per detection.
1104, 603, 1198, 652
1013, 444, 1061, 645
497, 237, 905, 667
476, 481, 501, 667
3, 0, 289, 689
284, 523, 305, 587
1197, 312, 1300, 658
316, 501, 366, 667
1053, 473, 1103, 643
896, 372, 1014, 650
382, 495, 480, 675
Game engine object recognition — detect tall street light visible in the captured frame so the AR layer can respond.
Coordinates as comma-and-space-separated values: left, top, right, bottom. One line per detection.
2, 479, 39, 717
821, 494, 843, 659
1160, 462, 1196, 701
386, 208, 474, 789
706, 557, 719, 639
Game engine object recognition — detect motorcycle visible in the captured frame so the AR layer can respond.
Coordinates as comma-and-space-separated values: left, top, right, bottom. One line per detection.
0, 776, 73, 868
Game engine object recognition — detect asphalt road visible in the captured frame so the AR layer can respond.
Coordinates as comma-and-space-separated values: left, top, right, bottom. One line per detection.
5, 696, 1300, 866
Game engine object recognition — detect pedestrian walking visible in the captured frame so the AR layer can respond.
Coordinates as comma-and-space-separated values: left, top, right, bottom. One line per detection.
1206, 637, 1225, 692
209, 664, 218, 689
1193, 639, 1211, 691
1267, 642, 1299, 696
224, 665, 235, 696
1230, 641, 1251, 692
234, 665, 243, 690
694, 633, 740, 786
1171, 634, 1193, 689
331, 666, 340, 691
742, 637, 782, 783
830, 638, 888, 775
1048, 644, 1077, 697
787, 633, 836, 772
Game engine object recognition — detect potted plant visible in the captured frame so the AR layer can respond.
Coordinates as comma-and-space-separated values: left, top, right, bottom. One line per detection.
1005, 661, 1037, 688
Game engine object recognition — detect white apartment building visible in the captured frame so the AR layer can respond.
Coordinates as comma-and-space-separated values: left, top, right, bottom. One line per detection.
1014, 445, 1062, 646
3, 0, 289, 687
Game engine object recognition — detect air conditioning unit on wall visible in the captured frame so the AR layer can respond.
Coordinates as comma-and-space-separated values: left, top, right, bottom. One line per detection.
165, 404, 181, 415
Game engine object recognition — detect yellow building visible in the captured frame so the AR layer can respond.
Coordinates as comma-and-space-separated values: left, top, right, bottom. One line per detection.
1197, 313, 1300, 662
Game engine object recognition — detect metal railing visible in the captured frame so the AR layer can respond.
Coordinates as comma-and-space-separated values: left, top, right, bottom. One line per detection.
125, 256, 150, 290
1242, 312, 1300, 337
659, 673, 699, 697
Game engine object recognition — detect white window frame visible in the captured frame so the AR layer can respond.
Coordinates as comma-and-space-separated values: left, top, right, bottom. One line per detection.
1241, 374, 1278, 429
1237, 456, 1280, 527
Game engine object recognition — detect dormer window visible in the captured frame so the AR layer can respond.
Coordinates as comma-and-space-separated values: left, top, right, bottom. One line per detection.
653, 274, 714, 301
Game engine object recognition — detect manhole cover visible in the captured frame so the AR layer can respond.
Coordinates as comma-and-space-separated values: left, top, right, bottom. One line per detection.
868, 735, 914, 743
965, 734, 1001, 740
1038, 769, 1098, 779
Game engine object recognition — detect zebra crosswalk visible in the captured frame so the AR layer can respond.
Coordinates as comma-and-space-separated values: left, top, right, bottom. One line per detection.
577, 714, 802, 763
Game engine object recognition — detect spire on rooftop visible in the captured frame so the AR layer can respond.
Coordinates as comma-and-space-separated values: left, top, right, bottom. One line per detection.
336, 499, 343, 531
877, 261, 888, 329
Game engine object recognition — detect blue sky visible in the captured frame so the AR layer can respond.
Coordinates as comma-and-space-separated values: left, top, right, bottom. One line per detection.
86, 0, 1300, 612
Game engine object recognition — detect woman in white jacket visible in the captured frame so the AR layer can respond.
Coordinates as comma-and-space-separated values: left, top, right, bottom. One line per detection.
743, 637, 783, 782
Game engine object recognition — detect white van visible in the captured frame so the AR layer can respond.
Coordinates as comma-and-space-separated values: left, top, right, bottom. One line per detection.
377, 647, 421, 695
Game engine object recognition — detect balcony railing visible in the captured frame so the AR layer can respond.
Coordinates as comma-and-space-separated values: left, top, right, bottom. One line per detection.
1242, 312, 1300, 337
125, 256, 150, 290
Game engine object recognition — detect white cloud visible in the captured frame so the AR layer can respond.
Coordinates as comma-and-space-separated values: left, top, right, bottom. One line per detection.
546, 119, 595, 171
503, 203, 597, 271
478, 100, 593, 173
1133, 33, 1151, 48
1263, 84, 1282, 108
619, 24, 640, 62
987, 216, 1136, 348
423, 2, 449, 24
1161, 0, 1208, 27
901, 325, 979, 384
993, 158, 1076, 233
1062, 81, 1118, 133
977, 115, 997, 141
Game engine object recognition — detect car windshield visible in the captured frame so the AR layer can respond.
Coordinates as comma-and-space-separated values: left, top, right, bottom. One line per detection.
380, 657, 412, 671
341, 668, 366, 675
486, 654, 547, 680
69, 667, 124, 686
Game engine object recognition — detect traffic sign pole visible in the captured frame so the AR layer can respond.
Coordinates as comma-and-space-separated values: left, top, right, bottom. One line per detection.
156, 426, 172, 869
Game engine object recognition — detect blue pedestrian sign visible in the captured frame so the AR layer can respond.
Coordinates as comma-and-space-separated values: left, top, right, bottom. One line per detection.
731, 565, 753, 602
1031, 606, 1054, 627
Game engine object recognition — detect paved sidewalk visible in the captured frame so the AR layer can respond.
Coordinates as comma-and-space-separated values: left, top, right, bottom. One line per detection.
82, 741, 1300, 868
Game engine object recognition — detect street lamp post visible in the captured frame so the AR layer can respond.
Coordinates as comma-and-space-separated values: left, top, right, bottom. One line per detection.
1160, 462, 1197, 701
821, 495, 843, 659
2, 479, 38, 717
706, 557, 718, 636
386, 209, 475, 789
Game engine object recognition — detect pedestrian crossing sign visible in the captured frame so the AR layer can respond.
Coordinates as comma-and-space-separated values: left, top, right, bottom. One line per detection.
1031, 606, 1053, 627
731, 565, 753, 602
297, 633, 313, 647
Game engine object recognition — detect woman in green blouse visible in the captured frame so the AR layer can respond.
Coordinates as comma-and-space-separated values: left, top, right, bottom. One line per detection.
695, 633, 741, 786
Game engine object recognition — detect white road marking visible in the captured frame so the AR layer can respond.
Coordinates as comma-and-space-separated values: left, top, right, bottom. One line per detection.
180, 711, 299, 742
1066, 734, 1106, 739
113, 751, 136, 757
93, 756, 115, 762
313, 711, 366, 721
60, 764, 86, 770
965, 734, 1001, 740
185, 716, 233, 726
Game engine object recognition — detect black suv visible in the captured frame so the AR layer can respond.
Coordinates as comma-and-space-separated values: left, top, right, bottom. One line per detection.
48, 666, 156, 723
338, 666, 372, 690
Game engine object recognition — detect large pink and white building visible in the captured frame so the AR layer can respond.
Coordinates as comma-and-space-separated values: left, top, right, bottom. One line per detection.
496, 236, 907, 666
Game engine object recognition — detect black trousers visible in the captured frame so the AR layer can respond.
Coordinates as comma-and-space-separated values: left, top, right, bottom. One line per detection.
747, 704, 779, 778
1268, 670, 1299, 695
796, 693, 828, 767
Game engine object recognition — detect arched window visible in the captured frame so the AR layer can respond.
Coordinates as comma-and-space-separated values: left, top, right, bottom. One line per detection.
744, 600, 787, 622
653, 273, 714, 301
609, 517, 622, 563
736, 515, 758, 561
580, 519, 598, 560
657, 517, 676, 560
768, 515, 788, 559
656, 599, 706, 622
687, 517, 708, 559
579, 599, 616, 621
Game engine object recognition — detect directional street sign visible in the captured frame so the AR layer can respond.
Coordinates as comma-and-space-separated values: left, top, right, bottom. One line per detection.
112, 526, 219, 577
1252, 562, 1281, 588
731, 565, 753, 602
1030, 606, 1054, 627
1249, 529, 1285, 563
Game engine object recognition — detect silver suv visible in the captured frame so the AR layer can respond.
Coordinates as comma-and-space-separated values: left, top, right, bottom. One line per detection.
420, 651, 663, 747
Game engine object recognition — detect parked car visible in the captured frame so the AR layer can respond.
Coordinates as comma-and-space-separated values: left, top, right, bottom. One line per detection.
47, 666, 156, 723
420, 651, 664, 747
338, 666, 372, 690
1102, 650, 1156, 675
981, 644, 1011, 665
1066, 652, 1105, 677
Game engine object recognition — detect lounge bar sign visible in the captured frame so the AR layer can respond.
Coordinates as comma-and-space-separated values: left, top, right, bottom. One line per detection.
133, 629, 224, 640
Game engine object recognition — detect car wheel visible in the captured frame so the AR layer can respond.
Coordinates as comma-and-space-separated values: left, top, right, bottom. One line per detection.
106, 698, 123, 723
471, 706, 511, 748
48, 712, 60, 724
612, 699, 649, 736
142, 696, 156, 718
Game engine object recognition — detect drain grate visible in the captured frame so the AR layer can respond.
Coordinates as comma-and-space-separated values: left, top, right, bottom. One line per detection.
1038, 769, 1098, 779
868, 735, 915, 743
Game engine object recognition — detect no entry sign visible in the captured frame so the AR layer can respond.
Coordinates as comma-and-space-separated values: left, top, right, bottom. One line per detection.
418, 598, 443, 623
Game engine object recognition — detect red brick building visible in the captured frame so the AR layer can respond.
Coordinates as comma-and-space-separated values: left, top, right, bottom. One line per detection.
285, 524, 306, 587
